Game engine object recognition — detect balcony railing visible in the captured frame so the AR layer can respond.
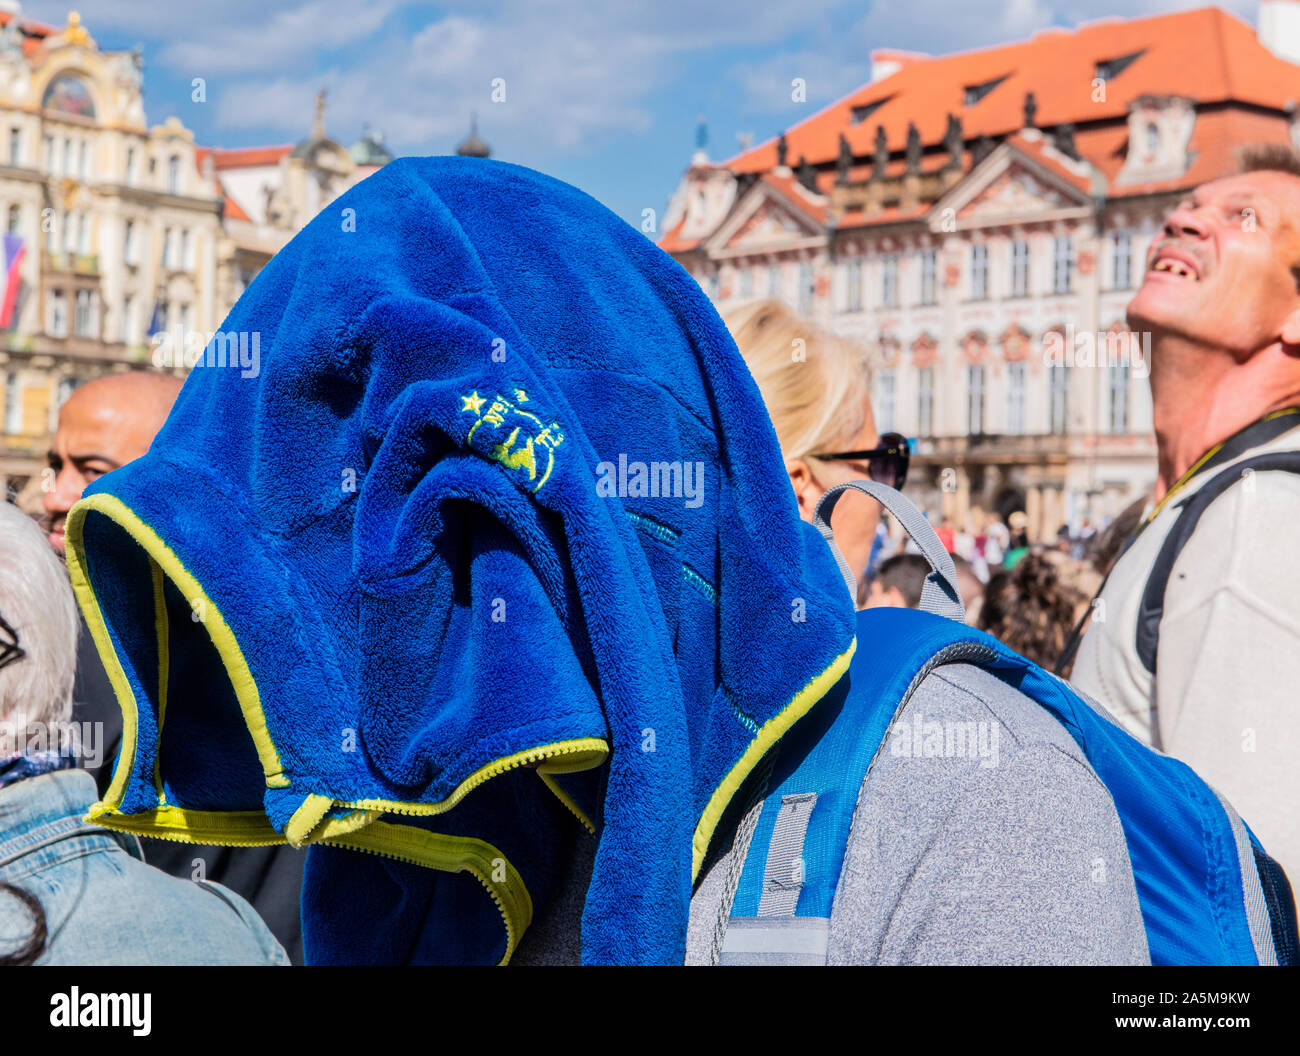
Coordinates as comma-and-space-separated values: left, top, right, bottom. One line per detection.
43, 251, 99, 275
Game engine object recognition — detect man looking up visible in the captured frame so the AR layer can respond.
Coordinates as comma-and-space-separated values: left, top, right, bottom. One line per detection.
1073, 144, 1300, 881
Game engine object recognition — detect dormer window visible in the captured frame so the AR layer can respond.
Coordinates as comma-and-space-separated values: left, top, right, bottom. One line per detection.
963, 76, 1007, 107
1095, 51, 1145, 82
1116, 95, 1195, 187
851, 98, 888, 125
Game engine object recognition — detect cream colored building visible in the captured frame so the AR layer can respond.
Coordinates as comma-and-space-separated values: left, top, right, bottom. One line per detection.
662, 6, 1300, 540
0, 10, 396, 510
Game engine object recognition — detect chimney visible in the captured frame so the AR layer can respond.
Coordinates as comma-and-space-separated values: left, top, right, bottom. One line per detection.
1259, 0, 1300, 65
870, 49, 929, 83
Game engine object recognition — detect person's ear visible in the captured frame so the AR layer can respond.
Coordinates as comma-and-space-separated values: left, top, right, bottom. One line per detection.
786, 457, 821, 520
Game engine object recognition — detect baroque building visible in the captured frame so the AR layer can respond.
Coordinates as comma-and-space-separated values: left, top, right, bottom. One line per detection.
0, 9, 396, 509
661, 5, 1300, 539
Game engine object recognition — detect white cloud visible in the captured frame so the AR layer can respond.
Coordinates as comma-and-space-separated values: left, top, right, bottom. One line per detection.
23, 0, 1268, 163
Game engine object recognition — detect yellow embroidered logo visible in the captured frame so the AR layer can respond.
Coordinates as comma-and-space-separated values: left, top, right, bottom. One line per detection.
461, 388, 565, 492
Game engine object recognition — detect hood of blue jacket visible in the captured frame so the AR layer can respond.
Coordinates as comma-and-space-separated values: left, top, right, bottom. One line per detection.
66, 156, 856, 964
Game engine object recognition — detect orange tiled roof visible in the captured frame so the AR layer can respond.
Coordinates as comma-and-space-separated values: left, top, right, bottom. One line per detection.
221, 186, 252, 222
725, 7, 1299, 179
658, 216, 699, 253
198, 145, 294, 170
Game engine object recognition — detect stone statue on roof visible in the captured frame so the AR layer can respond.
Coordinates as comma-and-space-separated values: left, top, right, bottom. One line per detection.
905, 122, 921, 173
837, 132, 852, 184
797, 155, 817, 192
872, 124, 888, 179
943, 113, 963, 166
1024, 91, 1038, 129
1053, 122, 1077, 159
776, 132, 789, 169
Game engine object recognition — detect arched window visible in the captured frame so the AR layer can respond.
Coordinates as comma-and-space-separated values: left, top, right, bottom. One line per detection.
1145, 121, 1159, 155
41, 75, 95, 119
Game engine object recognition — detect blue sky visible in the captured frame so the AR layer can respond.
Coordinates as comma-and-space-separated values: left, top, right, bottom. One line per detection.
30, 0, 1255, 230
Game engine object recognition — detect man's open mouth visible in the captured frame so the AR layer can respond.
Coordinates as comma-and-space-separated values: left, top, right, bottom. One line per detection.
1149, 248, 1202, 281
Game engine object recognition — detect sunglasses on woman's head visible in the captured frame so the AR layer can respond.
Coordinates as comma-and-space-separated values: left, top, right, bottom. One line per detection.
813, 431, 910, 490
0, 611, 24, 674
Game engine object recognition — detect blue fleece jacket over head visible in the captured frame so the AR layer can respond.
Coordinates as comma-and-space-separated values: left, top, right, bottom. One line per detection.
65, 156, 856, 965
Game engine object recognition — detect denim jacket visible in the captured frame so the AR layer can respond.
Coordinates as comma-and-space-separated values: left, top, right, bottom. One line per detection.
0, 769, 288, 965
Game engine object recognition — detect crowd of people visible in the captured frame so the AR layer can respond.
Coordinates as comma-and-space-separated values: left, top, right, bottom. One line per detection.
0, 145, 1297, 965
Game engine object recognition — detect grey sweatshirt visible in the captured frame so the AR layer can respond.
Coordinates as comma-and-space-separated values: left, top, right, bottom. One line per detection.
515, 661, 1151, 966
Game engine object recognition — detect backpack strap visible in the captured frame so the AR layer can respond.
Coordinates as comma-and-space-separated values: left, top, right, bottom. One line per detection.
813, 480, 964, 622
716, 607, 994, 964
1136, 451, 1300, 674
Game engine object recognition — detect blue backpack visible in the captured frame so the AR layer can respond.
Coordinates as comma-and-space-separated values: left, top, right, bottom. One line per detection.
727, 481, 1298, 966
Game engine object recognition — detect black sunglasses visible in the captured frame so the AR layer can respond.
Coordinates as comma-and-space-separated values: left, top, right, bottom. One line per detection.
813, 431, 910, 490
0, 611, 24, 674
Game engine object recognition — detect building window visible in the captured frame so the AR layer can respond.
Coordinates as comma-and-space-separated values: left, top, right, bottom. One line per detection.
919, 249, 937, 306
62, 138, 72, 177
1052, 235, 1074, 293
56, 374, 79, 408
1145, 122, 1160, 155
739, 266, 753, 300
917, 366, 934, 436
845, 257, 861, 312
798, 261, 813, 315
124, 219, 136, 264
162, 228, 174, 269
915, 366, 935, 436
126, 146, 136, 185
6, 205, 18, 234
967, 365, 986, 434
49, 290, 67, 337
1010, 239, 1029, 298
3, 372, 21, 434
881, 254, 899, 308
1110, 230, 1132, 289
768, 264, 781, 300
74, 289, 95, 337
970, 244, 988, 301
1049, 361, 1069, 434
45, 211, 58, 253
180, 229, 192, 269
178, 302, 191, 336
167, 155, 181, 195
42, 134, 53, 173
123, 294, 135, 344
7, 128, 19, 167
877, 370, 896, 434
1006, 361, 1026, 434
75, 213, 88, 255
1109, 361, 1129, 433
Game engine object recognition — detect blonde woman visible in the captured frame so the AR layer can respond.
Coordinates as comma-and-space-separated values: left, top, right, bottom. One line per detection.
724, 300, 908, 602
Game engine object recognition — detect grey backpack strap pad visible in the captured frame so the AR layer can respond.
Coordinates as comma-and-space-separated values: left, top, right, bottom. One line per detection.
813, 481, 964, 622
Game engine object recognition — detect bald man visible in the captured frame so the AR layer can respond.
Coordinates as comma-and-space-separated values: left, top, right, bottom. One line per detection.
44, 371, 183, 552
44, 370, 307, 964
